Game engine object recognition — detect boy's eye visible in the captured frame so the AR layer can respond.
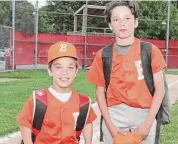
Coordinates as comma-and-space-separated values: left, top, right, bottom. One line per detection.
114, 19, 119, 21
126, 17, 131, 20
56, 66, 61, 69
69, 67, 74, 69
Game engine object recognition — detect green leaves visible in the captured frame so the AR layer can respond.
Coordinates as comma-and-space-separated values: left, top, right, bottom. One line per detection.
0, 1, 35, 34
136, 1, 178, 40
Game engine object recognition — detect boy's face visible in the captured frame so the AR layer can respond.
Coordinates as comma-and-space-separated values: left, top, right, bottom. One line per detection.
48, 57, 78, 89
110, 6, 138, 39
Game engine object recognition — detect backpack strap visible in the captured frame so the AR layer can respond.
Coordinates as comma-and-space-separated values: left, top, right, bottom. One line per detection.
75, 94, 91, 141
32, 89, 47, 136
21, 89, 47, 144
100, 43, 114, 142
140, 41, 155, 96
102, 43, 114, 90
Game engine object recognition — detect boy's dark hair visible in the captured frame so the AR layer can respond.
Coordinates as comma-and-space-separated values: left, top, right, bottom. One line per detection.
48, 61, 53, 69
105, 0, 140, 23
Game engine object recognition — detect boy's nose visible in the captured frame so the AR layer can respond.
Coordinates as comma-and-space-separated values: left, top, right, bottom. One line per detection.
61, 69, 68, 75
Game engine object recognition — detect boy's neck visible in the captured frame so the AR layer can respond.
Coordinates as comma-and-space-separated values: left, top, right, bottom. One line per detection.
115, 36, 135, 46
51, 85, 72, 93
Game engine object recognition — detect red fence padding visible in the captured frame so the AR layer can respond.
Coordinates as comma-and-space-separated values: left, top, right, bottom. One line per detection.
13, 31, 178, 68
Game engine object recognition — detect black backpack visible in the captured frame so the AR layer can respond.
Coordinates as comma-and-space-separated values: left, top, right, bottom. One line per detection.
100, 41, 170, 144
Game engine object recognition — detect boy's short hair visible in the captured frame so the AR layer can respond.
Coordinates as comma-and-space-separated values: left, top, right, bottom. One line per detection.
105, 0, 140, 23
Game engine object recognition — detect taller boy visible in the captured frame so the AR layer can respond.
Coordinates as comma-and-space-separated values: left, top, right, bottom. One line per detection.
87, 1, 166, 144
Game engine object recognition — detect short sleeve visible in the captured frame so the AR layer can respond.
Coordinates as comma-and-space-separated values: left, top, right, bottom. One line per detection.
87, 50, 105, 87
16, 96, 33, 128
86, 107, 97, 124
151, 45, 166, 74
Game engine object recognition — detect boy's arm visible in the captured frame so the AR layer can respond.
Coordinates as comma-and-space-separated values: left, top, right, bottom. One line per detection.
146, 46, 166, 126
136, 70, 165, 140
96, 86, 125, 138
145, 70, 165, 125
83, 123, 93, 144
20, 125, 33, 144
135, 46, 166, 139
17, 96, 34, 143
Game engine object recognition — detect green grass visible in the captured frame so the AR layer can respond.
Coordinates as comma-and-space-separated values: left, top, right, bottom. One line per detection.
166, 70, 178, 75
0, 70, 96, 136
0, 70, 178, 144
160, 103, 178, 144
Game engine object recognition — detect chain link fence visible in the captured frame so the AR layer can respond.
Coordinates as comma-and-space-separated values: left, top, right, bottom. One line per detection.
0, 25, 12, 71
0, 26, 12, 71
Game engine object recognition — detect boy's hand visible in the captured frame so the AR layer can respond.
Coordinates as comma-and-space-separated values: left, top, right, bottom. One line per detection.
109, 124, 126, 138
60, 136, 79, 144
135, 121, 152, 140
20, 125, 33, 144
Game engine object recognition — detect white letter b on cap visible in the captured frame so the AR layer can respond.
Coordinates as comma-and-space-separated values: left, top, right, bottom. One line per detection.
59, 44, 67, 52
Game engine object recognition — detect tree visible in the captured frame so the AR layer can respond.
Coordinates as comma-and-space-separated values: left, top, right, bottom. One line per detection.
136, 1, 178, 40
0, 1, 12, 50
38, 1, 178, 39
39, 1, 85, 34
38, 1, 110, 34
38, 6, 56, 33
0, 1, 12, 26
0, 1, 35, 34
15, 1, 35, 34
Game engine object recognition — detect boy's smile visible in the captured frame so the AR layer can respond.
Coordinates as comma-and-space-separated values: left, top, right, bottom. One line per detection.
48, 57, 78, 93
59, 77, 70, 81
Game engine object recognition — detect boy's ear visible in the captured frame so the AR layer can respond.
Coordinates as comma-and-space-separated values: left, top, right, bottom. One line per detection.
47, 68, 53, 77
134, 18, 138, 28
75, 68, 79, 77
109, 23, 113, 30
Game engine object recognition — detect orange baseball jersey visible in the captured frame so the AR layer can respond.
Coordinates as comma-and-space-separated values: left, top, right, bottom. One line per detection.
17, 89, 97, 144
87, 38, 166, 108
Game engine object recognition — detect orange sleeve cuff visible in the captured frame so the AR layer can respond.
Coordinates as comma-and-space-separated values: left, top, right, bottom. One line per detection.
16, 96, 33, 129
17, 118, 32, 129
86, 107, 97, 124
151, 45, 166, 74
87, 50, 105, 87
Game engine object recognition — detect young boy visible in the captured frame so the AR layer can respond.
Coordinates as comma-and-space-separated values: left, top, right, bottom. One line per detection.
87, 1, 166, 144
17, 41, 97, 144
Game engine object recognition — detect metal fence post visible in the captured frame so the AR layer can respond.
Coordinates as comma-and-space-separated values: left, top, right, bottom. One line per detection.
12, 0, 15, 71
34, 0, 39, 70
165, 0, 171, 71
84, 0, 88, 69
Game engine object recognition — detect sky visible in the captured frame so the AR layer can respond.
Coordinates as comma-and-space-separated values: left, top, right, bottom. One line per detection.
27, 0, 46, 8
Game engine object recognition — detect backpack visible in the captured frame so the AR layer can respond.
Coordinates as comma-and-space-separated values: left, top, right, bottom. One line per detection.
100, 41, 170, 144
21, 89, 91, 143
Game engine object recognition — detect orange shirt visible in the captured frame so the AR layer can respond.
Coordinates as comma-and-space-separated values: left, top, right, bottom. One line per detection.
17, 89, 97, 144
87, 38, 166, 108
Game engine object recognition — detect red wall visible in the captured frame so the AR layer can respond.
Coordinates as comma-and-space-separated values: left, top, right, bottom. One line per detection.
13, 31, 178, 68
